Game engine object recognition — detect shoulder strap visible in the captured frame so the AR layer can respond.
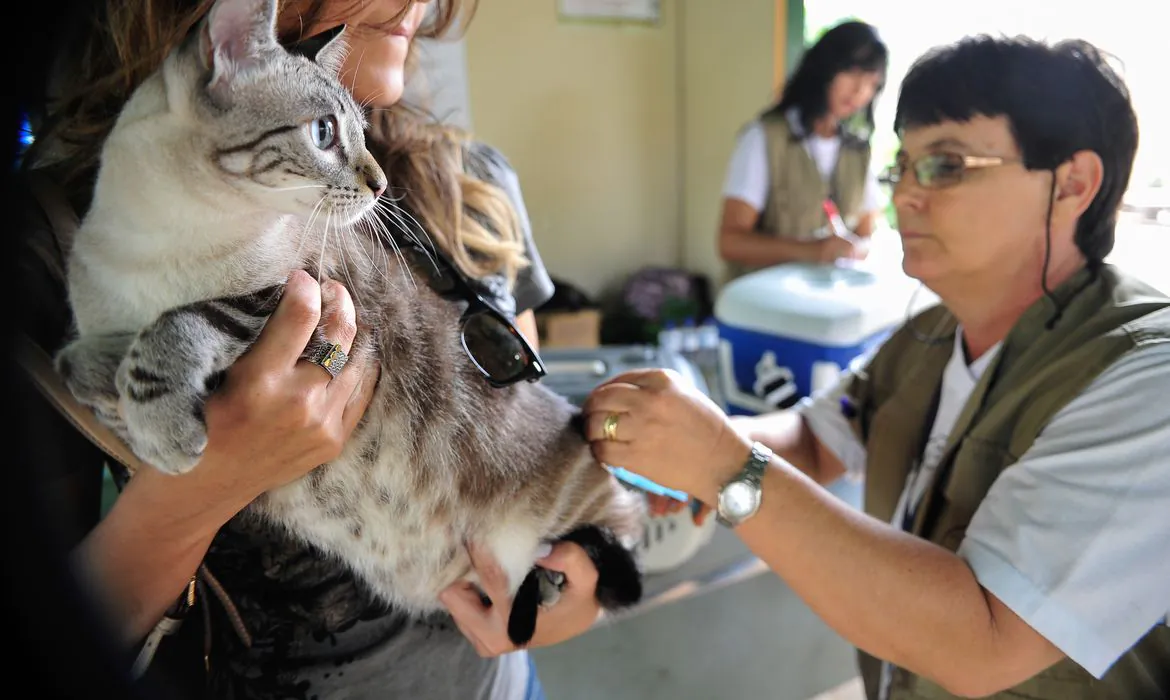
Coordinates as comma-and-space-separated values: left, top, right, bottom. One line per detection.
15, 331, 145, 475
17, 171, 145, 475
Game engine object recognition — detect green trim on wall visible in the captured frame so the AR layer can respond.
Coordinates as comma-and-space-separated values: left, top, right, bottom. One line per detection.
785, 0, 806, 78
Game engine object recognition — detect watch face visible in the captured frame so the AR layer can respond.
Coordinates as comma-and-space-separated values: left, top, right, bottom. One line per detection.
721, 480, 760, 518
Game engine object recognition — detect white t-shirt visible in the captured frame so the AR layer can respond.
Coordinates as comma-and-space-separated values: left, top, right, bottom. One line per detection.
889, 331, 1001, 530
801, 332, 1170, 680
722, 111, 884, 216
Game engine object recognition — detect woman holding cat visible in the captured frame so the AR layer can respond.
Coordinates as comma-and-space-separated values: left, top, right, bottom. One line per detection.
18, 0, 600, 697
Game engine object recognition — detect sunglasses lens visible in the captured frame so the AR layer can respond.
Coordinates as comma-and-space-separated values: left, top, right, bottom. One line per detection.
462, 313, 530, 384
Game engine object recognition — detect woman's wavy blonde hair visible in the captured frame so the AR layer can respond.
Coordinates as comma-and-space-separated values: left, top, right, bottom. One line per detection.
30, 0, 527, 284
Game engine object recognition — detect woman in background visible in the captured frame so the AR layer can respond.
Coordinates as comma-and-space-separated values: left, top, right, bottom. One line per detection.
718, 20, 889, 279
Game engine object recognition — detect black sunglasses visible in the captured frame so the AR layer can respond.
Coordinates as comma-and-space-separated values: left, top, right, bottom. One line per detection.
396, 241, 546, 389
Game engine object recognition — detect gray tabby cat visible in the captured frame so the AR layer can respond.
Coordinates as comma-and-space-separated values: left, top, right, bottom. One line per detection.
55, 0, 644, 645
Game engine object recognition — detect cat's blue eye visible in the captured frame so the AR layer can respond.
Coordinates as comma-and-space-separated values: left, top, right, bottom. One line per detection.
309, 116, 338, 150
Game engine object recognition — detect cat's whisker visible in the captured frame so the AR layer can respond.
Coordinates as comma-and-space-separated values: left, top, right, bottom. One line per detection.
373, 180, 413, 196
359, 89, 386, 112
345, 51, 387, 116
369, 214, 418, 292
366, 209, 404, 257
323, 216, 362, 308
271, 184, 328, 192
314, 206, 335, 286
333, 220, 368, 304
348, 48, 366, 97
370, 222, 418, 293
373, 199, 435, 257
303, 195, 327, 233
358, 214, 396, 285
297, 195, 329, 271
334, 239, 356, 302
372, 206, 441, 283
392, 247, 419, 294
372, 201, 426, 251
377, 186, 412, 204
379, 199, 436, 253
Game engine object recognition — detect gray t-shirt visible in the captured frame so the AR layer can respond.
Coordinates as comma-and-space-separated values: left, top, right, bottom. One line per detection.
462, 142, 555, 318
204, 142, 553, 700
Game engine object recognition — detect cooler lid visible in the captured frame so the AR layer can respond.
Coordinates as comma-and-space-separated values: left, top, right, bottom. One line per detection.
714, 262, 936, 345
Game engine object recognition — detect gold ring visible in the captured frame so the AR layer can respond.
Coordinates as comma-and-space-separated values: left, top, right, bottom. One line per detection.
602, 413, 620, 441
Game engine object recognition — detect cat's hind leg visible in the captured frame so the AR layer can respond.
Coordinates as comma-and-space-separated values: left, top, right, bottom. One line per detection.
555, 524, 642, 609
504, 524, 643, 647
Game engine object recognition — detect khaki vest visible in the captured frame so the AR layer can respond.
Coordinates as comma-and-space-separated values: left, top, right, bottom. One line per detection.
843, 265, 1170, 700
725, 113, 871, 281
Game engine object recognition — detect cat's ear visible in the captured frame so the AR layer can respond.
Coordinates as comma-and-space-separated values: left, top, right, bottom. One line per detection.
199, 0, 280, 101
290, 24, 349, 77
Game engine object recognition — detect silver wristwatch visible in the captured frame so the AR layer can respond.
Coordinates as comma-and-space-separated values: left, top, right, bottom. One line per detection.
715, 441, 773, 528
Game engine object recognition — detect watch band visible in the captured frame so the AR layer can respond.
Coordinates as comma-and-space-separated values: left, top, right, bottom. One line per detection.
715, 441, 774, 527
741, 441, 772, 484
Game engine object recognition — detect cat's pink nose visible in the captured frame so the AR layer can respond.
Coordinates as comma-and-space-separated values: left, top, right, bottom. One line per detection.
362, 162, 387, 199
368, 176, 387, 199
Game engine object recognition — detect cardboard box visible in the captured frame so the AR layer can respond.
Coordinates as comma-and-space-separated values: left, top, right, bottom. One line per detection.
535, 309, 601, 348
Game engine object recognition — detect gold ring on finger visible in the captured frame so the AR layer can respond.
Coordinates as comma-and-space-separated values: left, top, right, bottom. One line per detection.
603, 412, 621, 441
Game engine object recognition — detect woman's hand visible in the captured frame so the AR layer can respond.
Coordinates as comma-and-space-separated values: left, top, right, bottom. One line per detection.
439, 542, 602, 657
815, 235, 862, 263
193, 269, 379, 514
582, 369, 752, 504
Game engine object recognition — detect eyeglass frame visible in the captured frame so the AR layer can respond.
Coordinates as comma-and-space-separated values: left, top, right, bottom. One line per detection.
395, 238, 547, 389
878, 152, 1021, 190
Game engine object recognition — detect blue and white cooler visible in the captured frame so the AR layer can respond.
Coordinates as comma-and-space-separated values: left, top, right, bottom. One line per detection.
715, 261, 935, 416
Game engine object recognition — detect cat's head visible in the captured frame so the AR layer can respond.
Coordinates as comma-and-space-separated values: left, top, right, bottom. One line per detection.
174, 0, 387, 227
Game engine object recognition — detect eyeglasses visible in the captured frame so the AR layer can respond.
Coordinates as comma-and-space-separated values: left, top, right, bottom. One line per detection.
879, 153, 1019, 189
397, 241, 546, 389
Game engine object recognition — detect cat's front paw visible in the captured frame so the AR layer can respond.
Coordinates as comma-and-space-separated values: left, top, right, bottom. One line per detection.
55, 335, 132, 424
116, 370, 209, 475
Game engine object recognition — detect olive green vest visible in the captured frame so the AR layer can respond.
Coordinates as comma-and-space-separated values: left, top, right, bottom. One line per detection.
843, 265, 1170, 700
725, 112, 871, 281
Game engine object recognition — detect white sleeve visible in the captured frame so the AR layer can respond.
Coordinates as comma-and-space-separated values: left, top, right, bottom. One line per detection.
721, 122, 769, 212
957, 343, 1170, 679
798, 349, 874, 477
